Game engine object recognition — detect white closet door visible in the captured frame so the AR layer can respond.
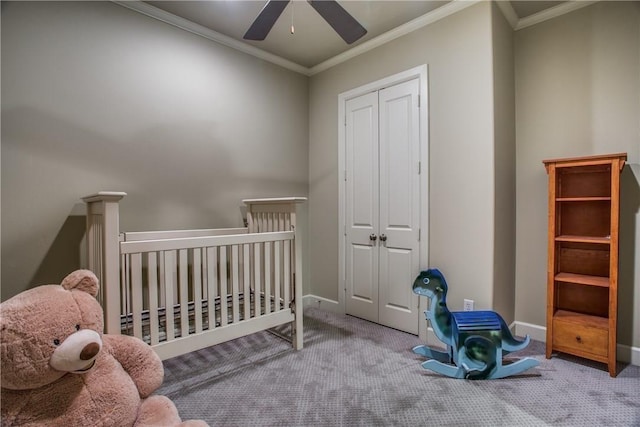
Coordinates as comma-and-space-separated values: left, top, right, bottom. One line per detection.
378, 79, 420, 334
345, 92, 379, 323
344, 78, 420, 334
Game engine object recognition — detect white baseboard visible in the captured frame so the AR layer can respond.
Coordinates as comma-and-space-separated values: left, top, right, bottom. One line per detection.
618, 344, 640, 367
303, 294, 342, 314
514, 321, 547, 343
514, 321, 640, 366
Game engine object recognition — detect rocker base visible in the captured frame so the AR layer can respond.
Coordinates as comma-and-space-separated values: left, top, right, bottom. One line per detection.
417, 344, 539, 379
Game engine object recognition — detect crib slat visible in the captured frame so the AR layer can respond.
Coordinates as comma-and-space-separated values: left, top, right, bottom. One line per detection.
243, 244, 251, 321
158, 251, 166, 312
284, 240, 291, 306
274, 240, 281, 311
193, 249, 203, 334
265, 242, 271, 315
178, 249, 189, 338
164, 251, 175, 341
120, 253, 129, 334
231, 245, 240, 324
254, 243, 261, 317
130, 253, 143, 340
219, 247, 228, 327
206, 247, 218, 330
147, 253, 160, 345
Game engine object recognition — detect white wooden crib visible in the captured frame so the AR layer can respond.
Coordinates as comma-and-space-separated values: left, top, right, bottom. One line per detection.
82, 192, 305, 360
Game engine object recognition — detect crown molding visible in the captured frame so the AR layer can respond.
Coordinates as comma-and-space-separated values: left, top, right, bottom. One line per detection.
112, 0, 480, 76
514, 1, 599, 30
308, 0, 480, 75
495, 1, 518, 29
114, 0, 601, 77
111, 0, 309, 75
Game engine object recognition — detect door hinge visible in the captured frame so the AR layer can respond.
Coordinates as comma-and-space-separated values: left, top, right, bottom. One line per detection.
418, 161, 421, 175
418, 228, 421, 242
344, 170, 347, 181
418, 94, 420, 108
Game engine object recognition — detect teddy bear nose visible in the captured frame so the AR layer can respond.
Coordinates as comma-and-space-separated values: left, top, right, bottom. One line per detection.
80, 342, 100, 360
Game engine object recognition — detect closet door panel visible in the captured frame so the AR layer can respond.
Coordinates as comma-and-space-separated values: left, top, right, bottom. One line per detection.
378, 79, 420, 334
345, 92, 379, 323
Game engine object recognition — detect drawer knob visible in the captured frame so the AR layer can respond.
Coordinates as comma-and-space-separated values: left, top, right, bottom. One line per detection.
576, 335, 582, 343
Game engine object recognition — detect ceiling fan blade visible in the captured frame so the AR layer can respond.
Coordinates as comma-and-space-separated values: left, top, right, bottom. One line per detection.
308, 0, 367, 44
244, 0, 290, 41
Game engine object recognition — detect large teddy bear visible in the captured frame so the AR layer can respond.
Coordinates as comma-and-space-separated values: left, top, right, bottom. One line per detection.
1, 269, 208, 427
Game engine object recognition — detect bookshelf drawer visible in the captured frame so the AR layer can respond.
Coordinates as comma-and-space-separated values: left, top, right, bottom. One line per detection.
552, 317, 608, 358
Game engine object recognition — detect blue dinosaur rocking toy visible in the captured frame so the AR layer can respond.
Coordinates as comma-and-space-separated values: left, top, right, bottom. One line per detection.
412, 269, 539, 379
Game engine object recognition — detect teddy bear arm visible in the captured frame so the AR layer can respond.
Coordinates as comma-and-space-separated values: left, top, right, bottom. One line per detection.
103, 334, 164, 398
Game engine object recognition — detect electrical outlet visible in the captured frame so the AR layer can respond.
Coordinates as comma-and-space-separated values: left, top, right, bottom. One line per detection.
463, 299, 474, 311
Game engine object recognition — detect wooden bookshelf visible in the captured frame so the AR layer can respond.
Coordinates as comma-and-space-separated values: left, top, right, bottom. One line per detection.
543, 153, 626, 377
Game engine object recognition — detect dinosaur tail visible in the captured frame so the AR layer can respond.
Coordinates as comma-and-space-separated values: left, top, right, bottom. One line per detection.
498, 316, 530, 353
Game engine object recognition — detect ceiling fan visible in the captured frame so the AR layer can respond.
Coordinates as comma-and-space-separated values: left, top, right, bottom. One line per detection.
243, 0, 367, 45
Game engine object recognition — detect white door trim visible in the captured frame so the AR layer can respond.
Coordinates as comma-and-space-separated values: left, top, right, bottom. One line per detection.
338, 65, 430, 339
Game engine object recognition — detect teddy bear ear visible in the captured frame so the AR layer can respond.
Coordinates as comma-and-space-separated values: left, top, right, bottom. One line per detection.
61, 269, 99, 297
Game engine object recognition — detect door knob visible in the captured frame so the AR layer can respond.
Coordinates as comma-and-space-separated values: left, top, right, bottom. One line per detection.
380, 234, 387, 242
369, 234, 377, 241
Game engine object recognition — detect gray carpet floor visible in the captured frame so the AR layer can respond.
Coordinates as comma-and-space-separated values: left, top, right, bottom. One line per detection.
159, 307, 640, 426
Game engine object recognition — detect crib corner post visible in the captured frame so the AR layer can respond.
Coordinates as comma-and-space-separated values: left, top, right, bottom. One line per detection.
82, 191, 126, 335
242, 196, 307, 349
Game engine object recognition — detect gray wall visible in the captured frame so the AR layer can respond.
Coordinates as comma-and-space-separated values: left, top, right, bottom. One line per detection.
1, 1, 309, 300
491, 3, 516, 321
514, 1, 640, 348
3, 0, 638, 351
309, 2, 499, 312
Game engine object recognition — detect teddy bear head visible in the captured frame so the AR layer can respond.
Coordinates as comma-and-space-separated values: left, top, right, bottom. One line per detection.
1, 270, 105, 390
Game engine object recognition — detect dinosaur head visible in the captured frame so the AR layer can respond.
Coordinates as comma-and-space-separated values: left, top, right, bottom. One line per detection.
412, 269, 448, 298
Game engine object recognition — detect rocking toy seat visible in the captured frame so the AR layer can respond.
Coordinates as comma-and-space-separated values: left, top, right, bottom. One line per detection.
412, 269, 539, 380
453, 311, 501, 333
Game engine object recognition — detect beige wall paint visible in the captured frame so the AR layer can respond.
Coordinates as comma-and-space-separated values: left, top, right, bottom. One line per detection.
309, 3, 497, 312
1, 1, 309, 300
515, 1, 640, 347
491, 3, 516, 323
3, 0, 637, 352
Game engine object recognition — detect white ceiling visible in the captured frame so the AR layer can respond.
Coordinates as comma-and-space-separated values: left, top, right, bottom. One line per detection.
120, 1, 594, 74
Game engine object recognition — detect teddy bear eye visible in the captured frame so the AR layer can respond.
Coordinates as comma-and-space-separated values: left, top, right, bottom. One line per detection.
75, 324, 81, 331
53, 339, 60, 346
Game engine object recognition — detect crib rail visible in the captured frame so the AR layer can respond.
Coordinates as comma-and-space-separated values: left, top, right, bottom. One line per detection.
83, 192, 305, 360
121, 227, 248, 242
121, 231, 295, 359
